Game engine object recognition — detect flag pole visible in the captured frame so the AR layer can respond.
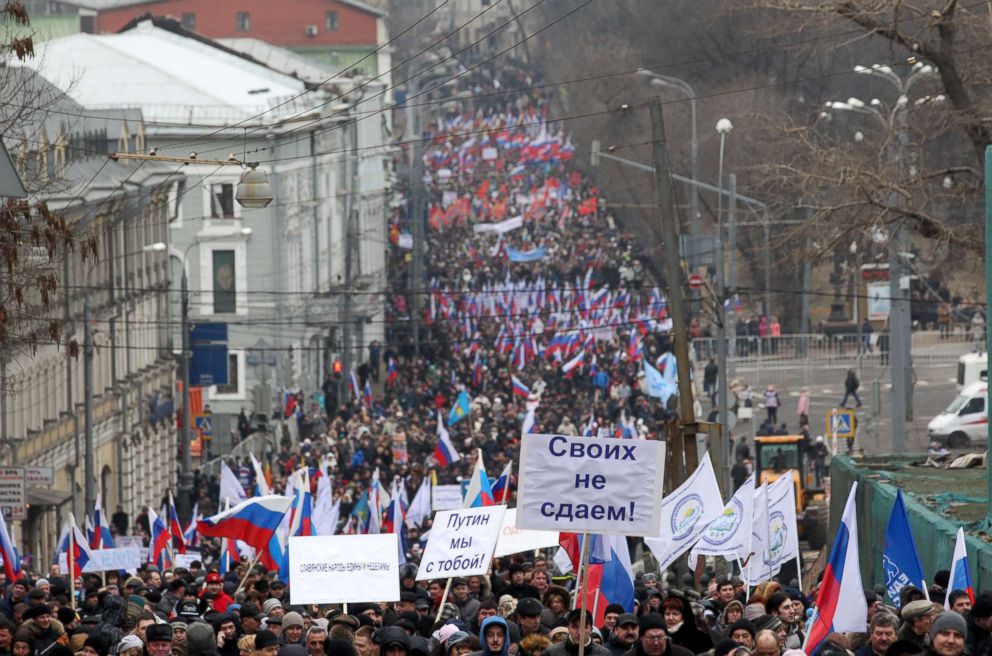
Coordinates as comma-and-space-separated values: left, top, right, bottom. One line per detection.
577, 532, 591, 656
68, 519, 76, 609
572, 534, 589, 610
921, 579, 931, 601
795, 552, 804, 589
434, 577, 453, 624
500, 462, 513, 504
233, 551, 262, 598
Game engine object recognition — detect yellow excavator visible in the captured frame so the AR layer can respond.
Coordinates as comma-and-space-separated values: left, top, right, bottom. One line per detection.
753, 435, 829, 550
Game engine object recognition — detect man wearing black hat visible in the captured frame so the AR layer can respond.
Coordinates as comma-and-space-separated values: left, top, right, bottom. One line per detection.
22, 604, 63, 652
452, 579, 480, 623
375, 627, 410, 656
727, 619, 756, 649
147, 624, 174, 656
240, 605, 262, 635
254, 630, 280, 656
606, 614, 639, 656
0, 579, 28, 620
966, 593, 992, 656
625, 614, 691, 656
501, 565, 539, 601
543, 609, 610, 656
514, 599, 546, 639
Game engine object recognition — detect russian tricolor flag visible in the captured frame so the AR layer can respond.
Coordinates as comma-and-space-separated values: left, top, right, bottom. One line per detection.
511, 375, 530, 398
197, 495, 294, 551
0, 510, 20, 582
491, 462, 513, 503
464, 450, 495, 508
804, 483, 867, 655
945, 527, 975, 608
288, 478, 314, 538
363, 379, 373, 408
91, 494, 115, 550
386, 358, 399, 386
58, 515, 91, 580
168, 491, 186, 554
147, 508, 172, 570
434, 411, 460, 467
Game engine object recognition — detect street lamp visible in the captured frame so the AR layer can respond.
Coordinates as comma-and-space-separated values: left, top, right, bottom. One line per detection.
637, 69, 700, 268
175, 227, 252, 521
825, 61, 939, 454
715, 117, 733, 494
83, 241, 166, 517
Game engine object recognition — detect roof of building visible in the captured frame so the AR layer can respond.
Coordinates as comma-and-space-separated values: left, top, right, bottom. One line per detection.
64, 0, 387, 17
217, 38, 341, 86
18, 18, 311, 127
0, 142, 27, 198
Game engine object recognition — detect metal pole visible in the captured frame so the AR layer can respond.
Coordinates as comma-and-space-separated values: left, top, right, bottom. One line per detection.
83, 295, 94, 518
984, 144, 992, 529
341, 118, 360, 396
890, 109, 911, 453
763, 209, 771, 318
649, 98, 698, 475
715, 133, 731, 495
728, 174, 737, 372
178, 268, 194, 520
688, 95, 699, 268
410, 95, 425, 360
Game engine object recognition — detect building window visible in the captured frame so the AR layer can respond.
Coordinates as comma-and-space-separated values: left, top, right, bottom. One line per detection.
210, 183, 235, 218
325, 11, 338, 30
215, 353, 240, 395
212, 250, 237, 313
236, 12, 250, 32
181, 12, 196, 30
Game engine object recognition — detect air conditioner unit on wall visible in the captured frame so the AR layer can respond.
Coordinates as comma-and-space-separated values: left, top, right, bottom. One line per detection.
304, 25, 318, 37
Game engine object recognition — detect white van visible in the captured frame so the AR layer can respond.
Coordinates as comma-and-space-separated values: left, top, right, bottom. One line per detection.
957, 353, 987, 390
927, 381, 987, 448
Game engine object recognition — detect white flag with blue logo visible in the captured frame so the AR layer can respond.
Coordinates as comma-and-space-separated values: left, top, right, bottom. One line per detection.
763, 473, 801, 577
689, 473, 754, 568
644, 453, 722, 571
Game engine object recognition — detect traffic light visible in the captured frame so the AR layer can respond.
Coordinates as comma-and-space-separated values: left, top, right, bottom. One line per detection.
332, 359, 343, 374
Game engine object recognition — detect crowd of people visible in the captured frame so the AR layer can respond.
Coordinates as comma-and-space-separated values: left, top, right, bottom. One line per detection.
6, 34, 982, 656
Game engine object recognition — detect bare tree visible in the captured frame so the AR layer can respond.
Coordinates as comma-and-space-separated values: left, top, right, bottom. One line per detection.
1, 1, 95, 356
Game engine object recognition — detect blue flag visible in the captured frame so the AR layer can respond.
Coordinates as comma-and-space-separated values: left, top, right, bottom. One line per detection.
883, 489, 925, 608
448, 390, 472, 425
643, 356, 677, 405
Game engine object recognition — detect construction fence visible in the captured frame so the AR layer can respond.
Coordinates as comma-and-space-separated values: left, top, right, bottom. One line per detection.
829, 455, 992, 597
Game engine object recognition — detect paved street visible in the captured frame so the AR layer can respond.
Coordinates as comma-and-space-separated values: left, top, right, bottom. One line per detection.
719, 331, 979, 454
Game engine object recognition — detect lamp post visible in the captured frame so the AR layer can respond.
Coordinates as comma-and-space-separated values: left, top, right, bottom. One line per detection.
825, 62, 940, 453
715, 118, 733, 494
175, 227, 253, 521
637, 70, 699, 268
84, 241, 167, 517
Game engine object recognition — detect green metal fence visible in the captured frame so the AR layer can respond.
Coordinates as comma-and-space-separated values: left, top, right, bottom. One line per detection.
829, 456, 992, 598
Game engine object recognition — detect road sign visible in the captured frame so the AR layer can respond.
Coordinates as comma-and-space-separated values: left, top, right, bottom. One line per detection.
195, 415, 213, 437
688, 273, 704, 290
190, 322, 228, 386
827, 409, 856, 439
0, 468, 25, 520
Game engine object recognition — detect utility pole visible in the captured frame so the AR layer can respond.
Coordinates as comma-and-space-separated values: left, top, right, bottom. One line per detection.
341, 119, 360, 399
410, 99, 425, 359
83, 296, 95, 518
983, 145, 992, 531
649, 99, 699, 483
890, 110, 912, 452
178, 268, 193, 520
727, 174, 738, 372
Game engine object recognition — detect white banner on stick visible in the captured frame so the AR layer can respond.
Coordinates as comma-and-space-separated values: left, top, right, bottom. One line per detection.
431, 485, 463, 511
472, 215, 524, 235
288, 534, 400, 605
60, 547, 143, 573
516, 434, 665, 535
494, 508, 559, 557
764, 473, 801, 576
417, 506, 506, 580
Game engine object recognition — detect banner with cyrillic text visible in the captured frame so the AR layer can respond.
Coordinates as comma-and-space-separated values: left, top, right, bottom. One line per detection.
60, 547, 143, 573
431, 485, 463, 511
288, 534, 400, 604
516, 434, 665, 535
416, 505, 506, 580
494, 508, 560, 557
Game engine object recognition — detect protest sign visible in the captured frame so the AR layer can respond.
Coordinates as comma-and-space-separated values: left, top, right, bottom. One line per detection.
431, 485, 463, 511
116, 536, 144, 550
416, 506, 505, 580
60, 547, 143, 573
288, 534, 400, 605
473, 216, 524, 235
494, 508, 559, 557
174, 552, 202, 569
516, 433, 665, 535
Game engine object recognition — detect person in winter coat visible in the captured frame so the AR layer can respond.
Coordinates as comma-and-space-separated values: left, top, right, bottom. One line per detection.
840, 369, 862, 408
659, 596, 712, 655
621, 614, 691, 656
541, 609, 610, 656
763, 386, 781, 425
965, 593, 992, 656
469, 616, 510, 656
